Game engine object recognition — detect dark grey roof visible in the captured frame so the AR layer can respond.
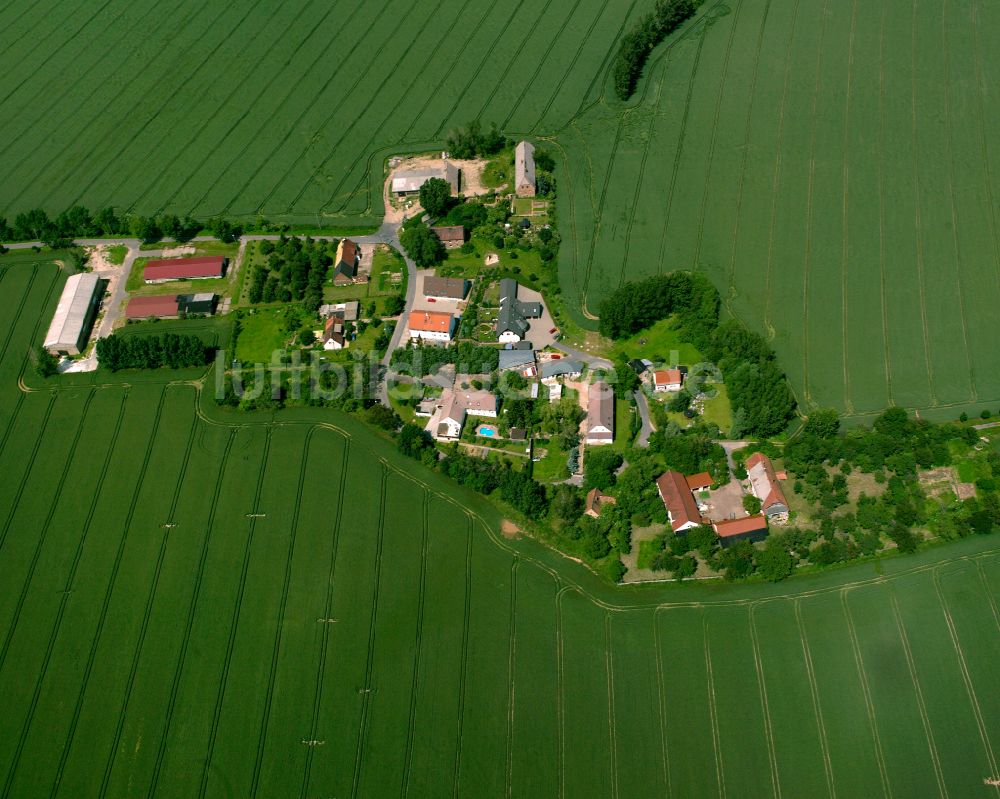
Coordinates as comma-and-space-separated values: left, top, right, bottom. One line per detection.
498, 349, 536, 370
539, 359, 583, 379
497, 279, 542, 337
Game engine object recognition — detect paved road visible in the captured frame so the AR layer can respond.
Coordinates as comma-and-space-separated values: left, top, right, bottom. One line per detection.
633, 389, 656, 447
551, 341, 613, 369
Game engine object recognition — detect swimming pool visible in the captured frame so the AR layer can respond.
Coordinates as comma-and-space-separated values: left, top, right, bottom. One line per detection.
477, 425, 498, 437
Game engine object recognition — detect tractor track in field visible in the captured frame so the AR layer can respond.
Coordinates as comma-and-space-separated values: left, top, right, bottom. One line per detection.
127, 0, 321, 216
604, 613, 621, 799
97, 407, 200, 799
748, 604, 782, 799
0, 388, 96, 675
0, 268, 39, 374
347, 465, 389, 799
974, 558, 1000, 634
555, 589, 567, 799
47, 386, 167, 799
503, 559, 519, 799
398, 491, 430, 799
0, 0, 66, 45
970, 0, 1000, 292
651, 610, 672, 797
793, 601, 837, 799
701, 612, 726, 799
887, 590, 949, 799
196, 426, 273, 799
449, 515, 474, 799
0, 388, 126, 799
147, 427, 237, 799
875, 0, 894, 408
838, 0, 859, 416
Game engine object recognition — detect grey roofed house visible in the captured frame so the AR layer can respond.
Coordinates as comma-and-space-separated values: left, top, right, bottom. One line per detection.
319, 300, 359, 321
423, 276, 469, 300
515, 140, 536, 197
498, 348, 536, 371
539, 359, 583, 379
392, 162, 460, 195
497, 279, 542, 340
586, 381, 614, 442
43, 272, 102, 355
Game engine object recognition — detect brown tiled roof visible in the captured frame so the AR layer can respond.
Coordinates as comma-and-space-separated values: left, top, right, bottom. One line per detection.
337, 239, 359, 267
143, 256, 225, 281
125, 295, 179, 318
656, 470, 702, 532
746, 452, 789, 512
408, 310, 453, 333
430, 225, 465, 243
423, 276, 468, 299
686, 472, 712, 490
654, 368, 683, 386
713, 515, 768, 538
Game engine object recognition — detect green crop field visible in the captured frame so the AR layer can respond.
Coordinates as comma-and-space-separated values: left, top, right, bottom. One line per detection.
556, 0, 1000, 421
6, 257, 1000, 797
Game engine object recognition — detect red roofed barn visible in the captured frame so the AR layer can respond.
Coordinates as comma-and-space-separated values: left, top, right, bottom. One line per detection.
656, 471, 702, 532
713, 515, 769, 546
746, 453, 789, 516
143, 256, 226, 284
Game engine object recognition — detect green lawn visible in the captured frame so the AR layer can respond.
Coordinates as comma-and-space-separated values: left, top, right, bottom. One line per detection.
234, 308, 289, 362
105, 244, 127, 265
610, 317, 702, 367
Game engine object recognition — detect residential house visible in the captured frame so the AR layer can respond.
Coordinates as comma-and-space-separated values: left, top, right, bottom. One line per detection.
496, 278, 542, 343
498, 348, 536, 374
430, 226, 465, 249
539, 358, 583, 382
423, 276, 469, 301
322, 317, 346, 350
392, 162, 460, 196
319, 300, 359, 322
656, 471, 703, 533
713, 515, 769, 546
746, 453, 790, 517
431, 388, 498, 440
408, 310, 455, 343
585, 381, 614, 445
686, 472, 713, 493
333, 239, 360, 283
515, 141, 536, 198
653, 368, 684, 392
584, 488, 617, 518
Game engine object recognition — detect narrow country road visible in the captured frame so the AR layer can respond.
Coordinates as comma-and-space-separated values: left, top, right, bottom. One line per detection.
633, 389, 656, 447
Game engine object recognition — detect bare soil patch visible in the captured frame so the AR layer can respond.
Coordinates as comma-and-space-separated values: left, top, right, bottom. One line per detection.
501, 520, 519, 539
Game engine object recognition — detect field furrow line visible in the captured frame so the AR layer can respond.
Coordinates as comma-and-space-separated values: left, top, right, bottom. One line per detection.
875, 0, 893, 406
908, 0, 937, 406
127, 0, 324, 216
939, 0, 978, 403
690, 0, 744, 272
504, 559, 519, 799
0, 267, 38, 379
0, 388, 95, 674
793, 601, 837, 799
97, 409, 200, 799
571, 0, 642, 116
2, 0, 233, 214
555, 587, 568, 799
702, 612, 726, 799
297, 435, 351, 798
888, 591, 949, 798
0, 392, 56, 556
604, 613, 620, 799
799, 0, 832, 409
969, 0, 1000, 290
0, 0, 68, 46
652, 610, 672, 797
347, 465, 388, 799
268, 0, 444, 216
196, 426, 273, 799
147, 427, 237, 799
47, 387, 168, 799
839, 590, 893, 799
0, 0, 175, 156
748, 604, 781, 799
72, 0, 269, 215
762, 0, 800, 330
838, 0, 859, 415
449, 515, 474, 799
398, 492, 430, 799
974, 557, 1000, 633
0, 388, 126, 799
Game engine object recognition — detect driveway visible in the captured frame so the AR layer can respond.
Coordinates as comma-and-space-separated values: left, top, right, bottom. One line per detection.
633, 389, 656, 447
552, 341, 613, 369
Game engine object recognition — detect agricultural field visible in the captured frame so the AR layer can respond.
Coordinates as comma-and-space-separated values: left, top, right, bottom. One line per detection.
6, 242, 1000, 799
556, 0, 1000, 422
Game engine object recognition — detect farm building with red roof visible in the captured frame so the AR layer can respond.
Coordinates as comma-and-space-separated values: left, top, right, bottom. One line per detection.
746, 453, 789, 517
713, 515, 769, 546
143, 256, 226, 284
126, 295, 181, 319
655, 470, 703, 532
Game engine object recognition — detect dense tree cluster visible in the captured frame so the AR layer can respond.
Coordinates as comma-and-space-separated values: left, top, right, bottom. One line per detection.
97, 333, 210, 371
400, 219, 446, 268
597, 271, 718, 341
418, 178, 454, 219
612, 0, 700, 100
390, 341, 499, 377
248, 236, 331, 311
445, 120, 506, 159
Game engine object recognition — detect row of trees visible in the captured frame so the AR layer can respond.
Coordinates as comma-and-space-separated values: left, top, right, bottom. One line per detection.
1, 206, 246, 246
97, 333, 211, 371
612, 0, 701, 100
248, 236, 331, 310
445, 120, 506, 159
390, 341, 499, 377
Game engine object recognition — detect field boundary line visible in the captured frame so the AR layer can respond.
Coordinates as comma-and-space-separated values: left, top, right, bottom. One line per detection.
347, 464, 389, 799
504, 558, 519, 799
450, 515, 474, 799
652, 609, 672, 797
556, 587, 567, 799
46, 387, 167, 799
931, 568, 1000, 781
747, 604, 781, 799
97, 405, 201, 799
702, 612, 726, 799
838, 0, 859, 415
839, 589, 893, 799
0, 388, 95, 673
887, 590, 949, 799
974, 557, 1000, 633
762, 0, 801, 332
875, 0, 894, 406
908, 0, 938, 406
604, 614, 620, 799
147, 427, 238, 798
398, 491, 430, 799
196, 426, 273, 799
793, 600, 837, 799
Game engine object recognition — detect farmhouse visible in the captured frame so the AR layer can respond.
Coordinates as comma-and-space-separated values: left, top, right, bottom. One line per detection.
408, 310, 455, 342
497, 278, 542, 342
143, 256, 226, 284
686, 472, 713, 492
584, 488, 617, 518
515, 140, 536, 197
124, 292, 217, 320
585, 381, 614, 445
656, 471, 703, 532
539, 359, 582, 381
430, 225, 465, 249
392, 162, 460, 196
746, 453, 789, 516
319, 300, 359, 322
43, 272, 102, 355
431, 388, 498, 440
333, 239, 360, 283
423, 276, 469, 301
713, 515, 769, 546
322, 317, 346, 350
653, 369, 684, 392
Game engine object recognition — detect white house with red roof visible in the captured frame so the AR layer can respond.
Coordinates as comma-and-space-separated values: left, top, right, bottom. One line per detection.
746, 452, 789, 516
653, 368, 684, 392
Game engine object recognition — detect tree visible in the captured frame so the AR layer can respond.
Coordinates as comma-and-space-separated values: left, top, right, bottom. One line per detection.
718, 539, 755, 580
366, 404, 402, 431
418, 177, 453, 218
534, 149, 555, 173
399, 221, 446, 268
551, 485, 583, 522
583, 447, 624, 491
298, 330, 316, 346
756, 540, 794, 581
383, 294, 406, 316
33, 346, 58, 377
742, 494, 762, 515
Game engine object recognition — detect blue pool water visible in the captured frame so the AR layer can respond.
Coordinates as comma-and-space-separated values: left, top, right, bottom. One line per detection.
479, 428, 495, 437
